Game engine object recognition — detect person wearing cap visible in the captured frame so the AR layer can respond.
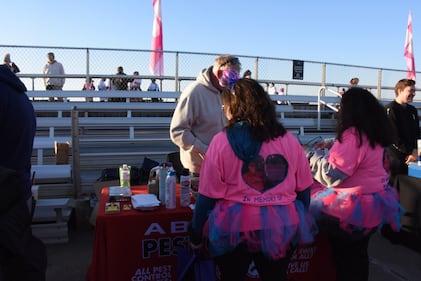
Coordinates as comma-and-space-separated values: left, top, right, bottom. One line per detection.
3, 53, 20, 74
43, 52, 65, 101
170, 54, 241, 193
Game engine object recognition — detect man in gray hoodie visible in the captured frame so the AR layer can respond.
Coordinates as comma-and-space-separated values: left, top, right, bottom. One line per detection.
170, 55, 241, 186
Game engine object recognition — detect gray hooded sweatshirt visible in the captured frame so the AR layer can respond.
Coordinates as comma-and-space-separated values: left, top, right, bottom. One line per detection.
170, 66, 227, 173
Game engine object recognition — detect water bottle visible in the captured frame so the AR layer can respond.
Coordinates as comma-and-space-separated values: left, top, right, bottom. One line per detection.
165, 169, 177, 209
119, 164, 131, 187
180, 168, 191, 207
158, 162, 168, 205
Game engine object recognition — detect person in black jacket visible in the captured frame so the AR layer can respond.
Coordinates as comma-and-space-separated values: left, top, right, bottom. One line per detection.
0, 65, 47, 280
0, 64, 36, 208
385, 78, 420, 185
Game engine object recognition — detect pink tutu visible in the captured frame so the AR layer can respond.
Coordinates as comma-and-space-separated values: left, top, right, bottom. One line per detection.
203, 200, 317, 259
310, 183, 403, 234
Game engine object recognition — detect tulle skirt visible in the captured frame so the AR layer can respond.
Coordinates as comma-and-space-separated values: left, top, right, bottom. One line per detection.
310, 182, 403, 234
203, 200, 318, 260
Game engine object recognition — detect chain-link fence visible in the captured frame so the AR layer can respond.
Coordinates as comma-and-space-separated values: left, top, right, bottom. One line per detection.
0, 44, 415, 100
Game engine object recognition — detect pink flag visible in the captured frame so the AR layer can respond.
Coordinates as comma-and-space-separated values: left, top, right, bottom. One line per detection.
150, 0, 164, 76
404, 11, 416, 80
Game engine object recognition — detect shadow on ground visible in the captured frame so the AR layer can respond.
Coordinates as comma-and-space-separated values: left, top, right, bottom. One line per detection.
45, 220, 94, 281
44, 216, 421, 281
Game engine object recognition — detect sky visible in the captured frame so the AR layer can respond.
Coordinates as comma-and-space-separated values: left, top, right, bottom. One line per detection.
1, 0, 420, 97
1, 0, 419, 70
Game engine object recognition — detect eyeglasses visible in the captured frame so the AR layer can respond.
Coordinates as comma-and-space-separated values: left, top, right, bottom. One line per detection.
219, 57, 240, 69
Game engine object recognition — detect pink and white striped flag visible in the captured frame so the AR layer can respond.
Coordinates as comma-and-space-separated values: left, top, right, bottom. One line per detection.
150, 0, 164, 76
404, 11, 416, 80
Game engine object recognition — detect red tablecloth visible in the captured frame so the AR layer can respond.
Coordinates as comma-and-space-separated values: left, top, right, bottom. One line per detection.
86, 185, 193, 281
86, 186, 335, 281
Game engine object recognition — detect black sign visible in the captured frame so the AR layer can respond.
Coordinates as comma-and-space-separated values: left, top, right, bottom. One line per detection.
292, 60, 304, 80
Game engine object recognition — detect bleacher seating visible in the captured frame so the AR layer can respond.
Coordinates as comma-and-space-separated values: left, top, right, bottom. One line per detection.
32, 198, 73, 244
30, 90, 421, 200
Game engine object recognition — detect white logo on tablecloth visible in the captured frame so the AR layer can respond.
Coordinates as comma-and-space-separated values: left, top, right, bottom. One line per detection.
132, 265, 171, 281
247, 261, 260, 278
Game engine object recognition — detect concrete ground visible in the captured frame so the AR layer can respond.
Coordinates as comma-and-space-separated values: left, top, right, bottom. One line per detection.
45, 224, 94, 281
45, 222, 421, 281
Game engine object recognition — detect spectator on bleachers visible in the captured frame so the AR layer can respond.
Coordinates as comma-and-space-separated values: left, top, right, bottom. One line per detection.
111, 66, 128, 102
129, 71, 142, 91
266, 82, 278, 104
242, 69, 252, 79
82, 78, 95, 91
349, 77, 359, 87
112, 66, 129, 91
129, 71, 142, 102
147, 78, 160, 102
3, 53, 20, 74
106, 78, 113, 91
267, 82, 277, 95
43, 52, 65, 101
147, 78, 159, 91
97, 78, 107, 91
82, 78, 95, 102
278, 87, 287, 104
97, 78, 108, 102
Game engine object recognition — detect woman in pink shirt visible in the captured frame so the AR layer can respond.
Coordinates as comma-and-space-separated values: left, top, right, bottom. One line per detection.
190, 76, 316, 281
306, 87, 403, 281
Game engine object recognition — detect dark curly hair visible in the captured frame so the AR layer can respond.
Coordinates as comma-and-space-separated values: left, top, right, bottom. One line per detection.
336, 87, 395, 148
221, 78, 286, 142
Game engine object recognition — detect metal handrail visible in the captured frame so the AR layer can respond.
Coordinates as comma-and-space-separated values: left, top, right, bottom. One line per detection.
317, 86, 342, 130
2, 44, 419, 99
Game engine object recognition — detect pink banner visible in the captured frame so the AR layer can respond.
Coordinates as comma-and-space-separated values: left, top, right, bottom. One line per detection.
404, 11, 416, 81
150, 0, 164, 76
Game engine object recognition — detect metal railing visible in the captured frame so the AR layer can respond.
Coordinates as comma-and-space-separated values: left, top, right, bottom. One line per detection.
1, 44, 418, 100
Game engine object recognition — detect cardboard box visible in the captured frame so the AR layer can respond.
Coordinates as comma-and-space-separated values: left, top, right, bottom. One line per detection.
55, 141, 70, 165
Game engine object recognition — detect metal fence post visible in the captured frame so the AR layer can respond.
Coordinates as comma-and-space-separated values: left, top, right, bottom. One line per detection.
254, 57, 259, 80
71, 106, 81, 198
317, 64, 327, 130
175, 52, 179, 92
377, 69, 382, 99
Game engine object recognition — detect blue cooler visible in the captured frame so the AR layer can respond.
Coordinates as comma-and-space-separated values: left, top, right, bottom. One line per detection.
408, 162, 421, 178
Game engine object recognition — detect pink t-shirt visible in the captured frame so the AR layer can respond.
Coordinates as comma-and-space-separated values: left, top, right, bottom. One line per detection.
199, 131, 313, 206
327, 127, 389, 194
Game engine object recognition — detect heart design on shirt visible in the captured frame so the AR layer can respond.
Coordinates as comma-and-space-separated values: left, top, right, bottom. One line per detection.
242, 154, 288, 192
